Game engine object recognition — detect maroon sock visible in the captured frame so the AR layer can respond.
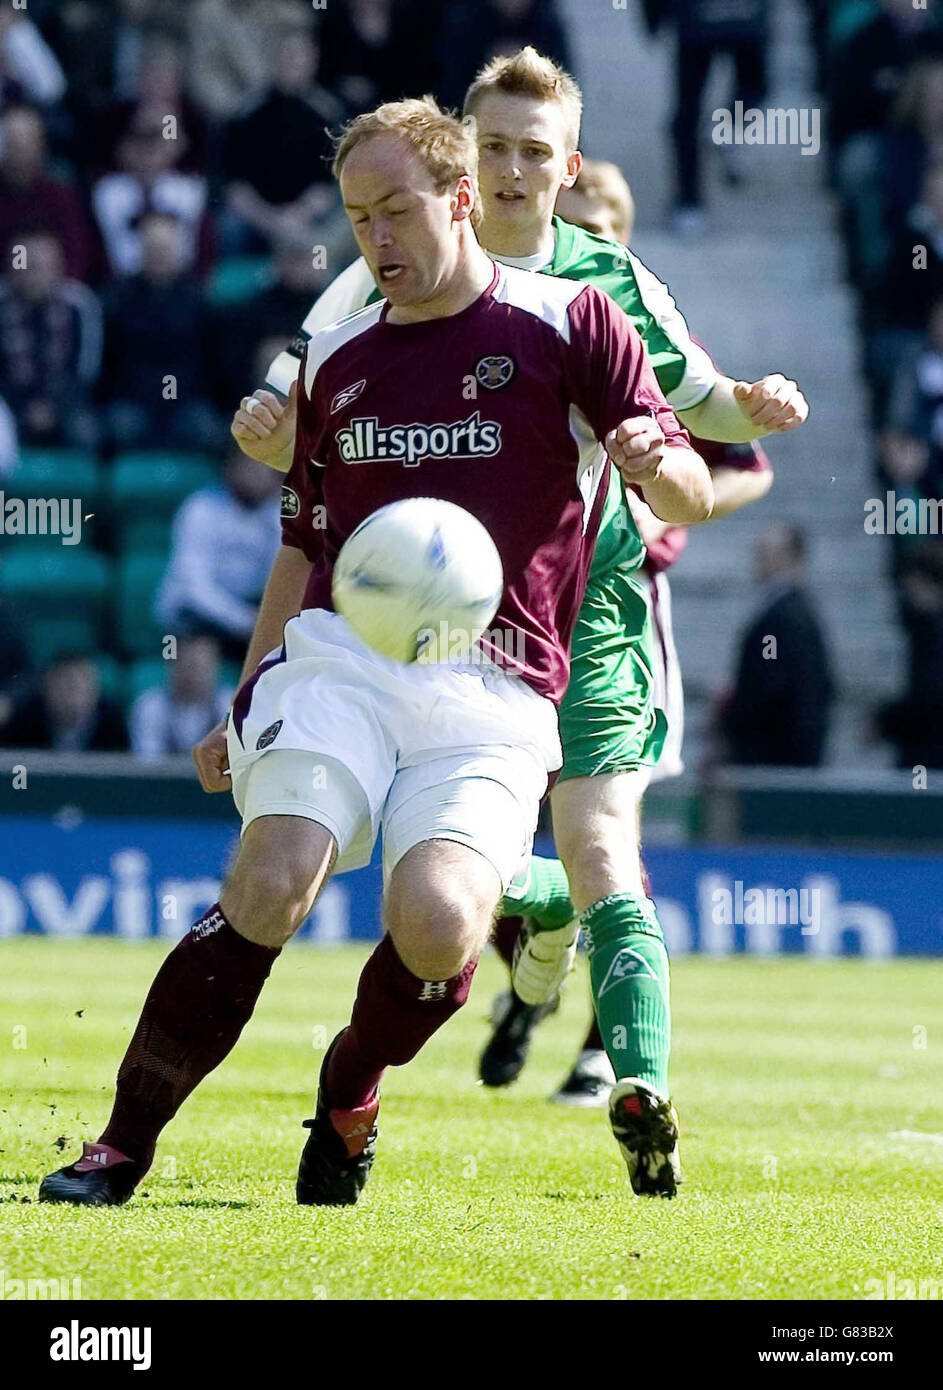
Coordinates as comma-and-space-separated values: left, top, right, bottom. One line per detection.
99, 904, 279, 1174
583, 1014, 604, 1052
326, 935, 478, 1109
492, 915, 521, 974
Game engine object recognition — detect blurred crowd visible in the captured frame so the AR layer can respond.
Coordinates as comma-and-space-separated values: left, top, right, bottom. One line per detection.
0, 0, 938, 770
822, 0, 943, 767
0, 0, 570, 757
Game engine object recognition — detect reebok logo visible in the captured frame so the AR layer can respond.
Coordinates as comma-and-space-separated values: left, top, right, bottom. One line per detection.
596, 949, 657, 998
331, 378, 366, 413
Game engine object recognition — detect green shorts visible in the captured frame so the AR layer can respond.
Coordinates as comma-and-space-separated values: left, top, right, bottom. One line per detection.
557, 566, 667, 782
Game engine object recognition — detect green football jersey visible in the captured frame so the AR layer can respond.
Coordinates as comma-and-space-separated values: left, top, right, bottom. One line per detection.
543, 217, 715, 579
267, 217, 717, 581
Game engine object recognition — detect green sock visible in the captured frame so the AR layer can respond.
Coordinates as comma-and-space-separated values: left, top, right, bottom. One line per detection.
581, 893, 671, 1095
500, 855, 575, 929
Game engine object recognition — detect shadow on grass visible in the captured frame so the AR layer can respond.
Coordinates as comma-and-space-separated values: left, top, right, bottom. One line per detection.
541, 1190, 608, 1202
143, 1197, 258, 1210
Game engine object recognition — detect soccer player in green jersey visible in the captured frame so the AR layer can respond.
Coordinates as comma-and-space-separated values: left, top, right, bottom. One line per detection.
220, 47, 808, 1197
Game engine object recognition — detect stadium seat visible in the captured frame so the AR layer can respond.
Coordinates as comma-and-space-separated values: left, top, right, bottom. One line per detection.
114, 552, 172, 659
109, 452, 218, 554
5, 449, 103, 546
207, 254, 272, 306
94, 653, 126, 704
127, 657, 171, 704
0, 549, 111, 668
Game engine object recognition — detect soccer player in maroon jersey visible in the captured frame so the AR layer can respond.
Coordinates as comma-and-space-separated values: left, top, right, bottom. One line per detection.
39, 98, 712, 1208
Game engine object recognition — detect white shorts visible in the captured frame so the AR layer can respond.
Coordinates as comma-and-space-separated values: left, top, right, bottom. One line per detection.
227, 608, 561, 890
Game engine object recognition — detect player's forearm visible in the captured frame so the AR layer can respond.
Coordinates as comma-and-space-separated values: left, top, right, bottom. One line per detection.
639, 447, 714, 524
700, 462, 774, 521
678, 378, 761, 442
237, 544, 313, 686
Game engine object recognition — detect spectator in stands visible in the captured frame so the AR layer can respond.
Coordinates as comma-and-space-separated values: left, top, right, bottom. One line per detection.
210, 229, 332, 408
0, 7, 67, 111
0, 229, 102, 449
881, 59, 943, 247
876, 544, 943, 768
156, 451, 281, 663
43, 1, 186, 167
556, 158, 635, 244
101, 211, 220, 452
187, 0, 303, 122
829, 0, 941, 162
867, 163, 943, 422
100, 33, 208, 177
884, 297, 943, 506
91, 110, 212, 279
438, 0, 571, 111
644, 0, 768, 233
220, 23, 345, 253
318, 0, 440, 115
0, 567, 30, 734
718, 522, 834, 767
130, 634, 232, 761
0, 393, 18, 477
0, 651, 128, 752
0, 106, 96, 282
880, 166, 943, 337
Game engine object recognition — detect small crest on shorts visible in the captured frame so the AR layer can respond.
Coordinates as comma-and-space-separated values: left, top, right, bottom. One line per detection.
280, 486, 300, 519
331, 378, 366, 413
256, 719, 283, 751
475, 355, 515, 390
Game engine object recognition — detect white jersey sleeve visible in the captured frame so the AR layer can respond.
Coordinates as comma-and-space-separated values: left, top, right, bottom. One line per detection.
265, 257, 378, 395
625, 249, 718, 412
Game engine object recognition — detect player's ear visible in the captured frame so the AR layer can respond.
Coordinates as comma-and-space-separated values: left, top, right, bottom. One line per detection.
561, 150, 582, 190
450, 175, 476, 224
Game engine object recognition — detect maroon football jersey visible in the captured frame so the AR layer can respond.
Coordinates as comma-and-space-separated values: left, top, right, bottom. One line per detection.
281, 261, 696, 704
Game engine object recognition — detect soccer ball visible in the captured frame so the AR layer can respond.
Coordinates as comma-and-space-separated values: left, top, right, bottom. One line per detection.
332, 497, 504, 664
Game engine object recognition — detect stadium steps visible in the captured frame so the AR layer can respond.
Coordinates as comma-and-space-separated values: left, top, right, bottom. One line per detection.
563, 0, 901, 770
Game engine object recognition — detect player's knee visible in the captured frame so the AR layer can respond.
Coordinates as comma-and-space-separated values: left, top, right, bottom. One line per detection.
385, 883, 488, 981
222, 856, 318, 946
557, 824, 643, 912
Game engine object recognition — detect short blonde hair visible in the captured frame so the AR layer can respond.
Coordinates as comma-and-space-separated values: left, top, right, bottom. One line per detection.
332, 96, 481, 225
463, 46, 583, 151
573, 159, 635, 243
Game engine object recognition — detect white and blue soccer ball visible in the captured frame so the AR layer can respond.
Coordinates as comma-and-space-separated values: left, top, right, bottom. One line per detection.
332, 497, 504, 664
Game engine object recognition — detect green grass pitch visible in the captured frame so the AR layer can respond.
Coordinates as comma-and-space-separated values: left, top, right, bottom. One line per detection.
1, 939, 941, 1300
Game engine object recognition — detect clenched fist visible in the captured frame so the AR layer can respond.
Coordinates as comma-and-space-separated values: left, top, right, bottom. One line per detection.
733, 375, 808, 434
230, 380, 298, 470
605, 415, 666, 483
192, 717, 231, 794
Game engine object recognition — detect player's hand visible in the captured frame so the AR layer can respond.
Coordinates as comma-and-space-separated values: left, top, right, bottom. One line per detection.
230, 380, 298, 468
733, 375, 808, 434
605, 415, 666, 483
192, 717, 231, 794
